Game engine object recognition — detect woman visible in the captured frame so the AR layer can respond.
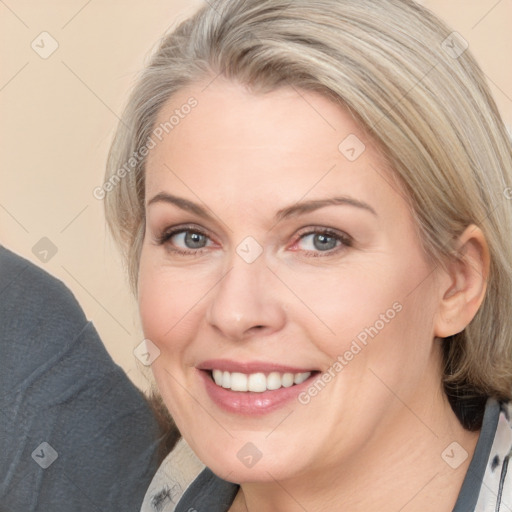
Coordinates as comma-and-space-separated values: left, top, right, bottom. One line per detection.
103, 0, 512, 510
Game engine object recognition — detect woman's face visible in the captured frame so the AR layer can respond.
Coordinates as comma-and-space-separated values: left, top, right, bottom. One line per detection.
138, 78, 445, 483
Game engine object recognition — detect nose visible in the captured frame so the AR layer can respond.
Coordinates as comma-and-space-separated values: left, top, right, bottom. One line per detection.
206, 256, 286, 341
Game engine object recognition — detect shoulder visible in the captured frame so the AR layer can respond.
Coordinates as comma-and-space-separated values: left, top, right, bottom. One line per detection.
0, 245, 88, 368
0, 245, 162, 511
0, 245, 92, 390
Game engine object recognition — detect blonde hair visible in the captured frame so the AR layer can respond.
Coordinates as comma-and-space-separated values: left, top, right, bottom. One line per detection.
104, 0, 512, 420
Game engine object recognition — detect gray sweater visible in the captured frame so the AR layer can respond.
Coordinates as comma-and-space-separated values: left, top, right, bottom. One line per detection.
0, 245, 161, 511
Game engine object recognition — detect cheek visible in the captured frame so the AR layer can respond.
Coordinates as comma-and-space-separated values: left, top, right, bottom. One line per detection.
137, 253, 211, 423
278, 263, 404, 351
137, 252, 208, 350
281, 251, 436, 365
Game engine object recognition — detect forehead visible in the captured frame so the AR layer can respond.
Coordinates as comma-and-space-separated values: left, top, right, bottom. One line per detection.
144, 78, 401, 215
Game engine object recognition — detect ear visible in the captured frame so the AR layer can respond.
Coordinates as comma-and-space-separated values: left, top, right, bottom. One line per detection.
433, 224, 490, 338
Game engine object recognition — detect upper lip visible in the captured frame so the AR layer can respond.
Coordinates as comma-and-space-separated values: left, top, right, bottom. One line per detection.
197, 359, 317, 374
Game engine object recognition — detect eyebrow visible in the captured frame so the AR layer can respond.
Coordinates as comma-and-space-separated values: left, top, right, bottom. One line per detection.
146, 192, 377, 221
275, 196, 377, 220
147, 192, 209, 218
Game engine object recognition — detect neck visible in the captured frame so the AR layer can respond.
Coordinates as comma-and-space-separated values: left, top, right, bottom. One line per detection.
236, 391, 480, 512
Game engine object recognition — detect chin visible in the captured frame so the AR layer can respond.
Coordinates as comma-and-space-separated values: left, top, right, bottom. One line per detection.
189, 431, 312, 485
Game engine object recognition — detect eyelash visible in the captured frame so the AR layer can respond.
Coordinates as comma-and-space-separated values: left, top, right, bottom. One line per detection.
154, 225, 353, 257
292, 227, 353, 256
155, 224, 212, 256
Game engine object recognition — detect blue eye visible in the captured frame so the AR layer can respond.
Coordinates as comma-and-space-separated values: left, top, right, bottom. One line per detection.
157, 227, 213, 252
299, 233, 339, 251
172, 231, 209, 249
295, 229, 352, 254
156, 226, 351, 256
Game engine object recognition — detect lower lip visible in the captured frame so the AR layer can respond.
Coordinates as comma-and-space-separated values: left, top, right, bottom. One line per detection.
199, 370, 316, 415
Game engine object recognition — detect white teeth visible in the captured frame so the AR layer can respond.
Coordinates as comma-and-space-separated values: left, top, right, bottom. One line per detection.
212, 369, 223, 386
248, 373, 267, 392
294, 372, 310, 384
210, 370, 312, 392
281, 373, 294, 388
230, 372, 248, 392
266, 372, 282, 390
221, 371, 231, 389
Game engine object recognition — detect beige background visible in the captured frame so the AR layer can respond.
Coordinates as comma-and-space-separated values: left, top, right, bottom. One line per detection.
1, 0, 511, 392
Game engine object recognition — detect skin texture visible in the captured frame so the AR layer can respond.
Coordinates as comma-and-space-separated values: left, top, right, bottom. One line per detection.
138, 78, 489, 511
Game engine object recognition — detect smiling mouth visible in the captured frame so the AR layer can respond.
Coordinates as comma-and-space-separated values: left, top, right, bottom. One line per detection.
208, 369, 317, 392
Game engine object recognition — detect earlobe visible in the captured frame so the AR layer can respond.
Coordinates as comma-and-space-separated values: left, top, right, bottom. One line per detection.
433, 224, 490, 338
